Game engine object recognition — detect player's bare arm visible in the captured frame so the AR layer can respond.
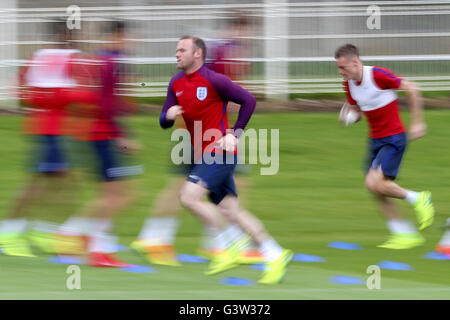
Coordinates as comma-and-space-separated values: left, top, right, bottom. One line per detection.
399, 80, 426, 140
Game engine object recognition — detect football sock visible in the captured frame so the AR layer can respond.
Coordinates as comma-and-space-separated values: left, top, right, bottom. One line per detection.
88, 232, 118, 253
215, 224, 248, 250
204, 223, 249, 251
387, 219, 417, 234
58, 217, 92, 235
404, 190, 419, 205
31, 220, 58, 233
201, 225, 221, 251
90, 218, 112, 234
438, 218, 450, 246
260, 237, 284, 262
138, 217, 179, 245
0, 218, 28, 235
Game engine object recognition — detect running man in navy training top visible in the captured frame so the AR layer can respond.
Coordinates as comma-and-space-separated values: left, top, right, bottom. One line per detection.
159, 35, 292, 284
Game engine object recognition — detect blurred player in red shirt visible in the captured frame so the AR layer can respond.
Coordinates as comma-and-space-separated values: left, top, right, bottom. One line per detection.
206, 15, 251, 81
336, 43, 434, 249
56, 20, 141, 267
0, 21, 98, 257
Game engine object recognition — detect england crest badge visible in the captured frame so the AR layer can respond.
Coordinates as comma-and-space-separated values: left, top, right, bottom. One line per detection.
196, 87, 207, 101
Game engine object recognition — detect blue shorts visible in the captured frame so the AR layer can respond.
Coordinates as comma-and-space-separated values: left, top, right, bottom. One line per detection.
187, 153, 238, 205
90, 139, 143, 181
30, 135, 69, 173
365, 132, 407, 180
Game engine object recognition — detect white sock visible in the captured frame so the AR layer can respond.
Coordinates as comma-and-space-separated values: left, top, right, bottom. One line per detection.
88, 232, 118, 253
387, 219, 417, 234
90, 218, 112, 235
213, 228, 229, 250
438, 219, 450, 245
31, 220, 58, 233
438, 230, 450, 246
225, 224, 248, 245
0, 218, 28, 234
212, 224, 246, 249
203, 224, 248, 251
201, 225, 221, 251
404, 190, 419, 205
259, 237, 284, 262
138, 217, 179, 245
58, 217, 93, 236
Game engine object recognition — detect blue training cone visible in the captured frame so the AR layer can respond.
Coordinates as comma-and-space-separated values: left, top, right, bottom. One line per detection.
115, 244, 130, 252
177, 254, 209, 263
219, 277, 255, 286
423, 252, 450, 261
48, 255, 85, 264
119, 265, 156, 273
329, 275, 365, 285
292, 253, 326, 262
249, 263, 266, 270
377, 260, 414, 271
327, 241, 363, 250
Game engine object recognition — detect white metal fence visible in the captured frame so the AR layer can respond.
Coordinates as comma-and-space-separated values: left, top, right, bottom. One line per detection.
1, 0, 450, 104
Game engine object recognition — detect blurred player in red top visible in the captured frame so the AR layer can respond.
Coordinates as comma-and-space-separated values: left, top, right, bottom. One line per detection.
206, 15, 251, 81
0, 21, 97, 257
56, 21, 141, 268
157, 36, 292, 284
335, 43, 435, 249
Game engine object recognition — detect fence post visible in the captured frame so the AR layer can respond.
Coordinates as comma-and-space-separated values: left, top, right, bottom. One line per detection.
0, 0, 18, 111
264, 0, 288, 101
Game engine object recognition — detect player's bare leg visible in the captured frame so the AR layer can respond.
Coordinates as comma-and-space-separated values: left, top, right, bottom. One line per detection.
131, 176, 185, 266
217, 195, 268, 244
82, 180, 136, 267
7, 176, 49, 221
366, 167, 428, 249
179, 181, 228, 230
214, 195, 292, 284
152, 176, 185, 217
0, 170, 77, 257
373, 194, 403, 221
55, 179, 136, 263
199, 175, 264, 263
81, 180, 136, 220
365, 167, 406, 199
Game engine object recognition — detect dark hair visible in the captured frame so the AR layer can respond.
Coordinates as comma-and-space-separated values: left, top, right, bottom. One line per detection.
335, 43, 360, 59
227, 14, 250, 28
180, 35, 207, 61
103, 20, 127, 35
48, 19, 70, 40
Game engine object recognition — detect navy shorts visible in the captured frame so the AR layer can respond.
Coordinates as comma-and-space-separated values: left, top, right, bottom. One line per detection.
187, 153, 238, 205
364, 132, 407, 180
91, 139, 143, 181
30, 135, 69, 173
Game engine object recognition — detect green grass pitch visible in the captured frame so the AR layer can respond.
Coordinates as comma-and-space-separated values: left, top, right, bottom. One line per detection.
0, 110, 449, 299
